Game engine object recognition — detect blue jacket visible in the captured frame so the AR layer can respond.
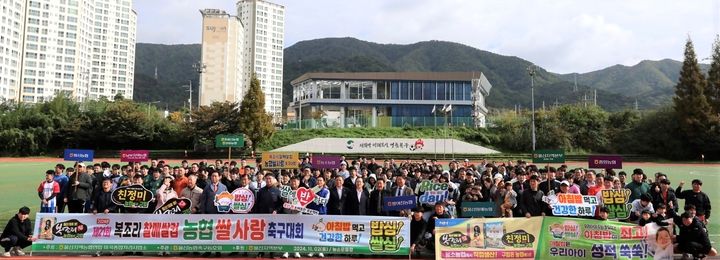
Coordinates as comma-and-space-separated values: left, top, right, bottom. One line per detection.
307, 187, 329, 215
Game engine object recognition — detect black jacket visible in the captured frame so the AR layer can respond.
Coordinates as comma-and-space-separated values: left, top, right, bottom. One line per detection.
410, 217, 427, 245
252, 186, 283, 214
344, 188, 369, 215
676, 187, 711, 219
327, 186, 349, 215
91, 189, 117, 213
368, 189, 392, 216
677, 217, 711, 249
1, 215, 32, 241
520, 189, 547, 216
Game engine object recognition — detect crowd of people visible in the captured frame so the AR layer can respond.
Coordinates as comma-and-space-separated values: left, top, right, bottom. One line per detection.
0, 156, 716, 259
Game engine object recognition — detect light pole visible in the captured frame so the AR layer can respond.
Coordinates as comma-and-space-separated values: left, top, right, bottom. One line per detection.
146, 101, 160, 118
192, 61, 206, 110
527, 65, 537, 151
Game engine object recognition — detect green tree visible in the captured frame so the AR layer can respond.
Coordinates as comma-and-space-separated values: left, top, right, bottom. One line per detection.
555, 104, 609, 152
708, 35, 720, 114
189, 101, 242, 147
239, 75, 275, 151
674, 38, 720, 156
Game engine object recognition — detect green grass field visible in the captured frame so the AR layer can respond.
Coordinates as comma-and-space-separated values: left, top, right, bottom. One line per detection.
1, 161, 718, 245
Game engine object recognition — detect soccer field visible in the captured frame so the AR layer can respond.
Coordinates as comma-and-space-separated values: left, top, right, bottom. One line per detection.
0, 160, 718, 245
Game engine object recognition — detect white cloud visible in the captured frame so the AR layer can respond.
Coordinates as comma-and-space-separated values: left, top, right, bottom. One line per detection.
134, 0, 720, 73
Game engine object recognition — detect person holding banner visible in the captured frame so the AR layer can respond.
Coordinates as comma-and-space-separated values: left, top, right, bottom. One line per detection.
307, 176, 329, 215
520, 175, 548, 218
199, 171, 227, 214
0, 207, 36, 257
156, 176, 178, 211
181, 174, 203, 213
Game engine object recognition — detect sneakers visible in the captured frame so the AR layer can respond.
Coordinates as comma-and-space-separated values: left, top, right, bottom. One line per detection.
12, 247, 25, 256
1, 252, 11, 257
318, 253, 325, 258
293, 252, 301, 258
308, 253, 314, 257
282, 252, 289, 258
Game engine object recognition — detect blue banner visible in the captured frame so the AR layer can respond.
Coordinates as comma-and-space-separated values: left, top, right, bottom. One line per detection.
460, 202, 497, 217
382, 195, 416, 211
63, 149, 94, 162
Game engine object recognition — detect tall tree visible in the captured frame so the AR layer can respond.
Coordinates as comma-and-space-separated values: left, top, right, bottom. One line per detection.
707, 35, 720, 115
674, 37, 720, 156
239, 74, 275, 151
189, 101, 242, 146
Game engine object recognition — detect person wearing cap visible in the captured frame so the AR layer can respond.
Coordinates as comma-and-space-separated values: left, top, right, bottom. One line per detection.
66, 163, 93, 213
38, 170, 60, 213
410, 207, 427, 257
676, 179, 711, 225
558, 181, 570, 194
629, 193, 655, 222
625, 168, 650, 202
677, 212, 717, 259
1, 207, 36, 257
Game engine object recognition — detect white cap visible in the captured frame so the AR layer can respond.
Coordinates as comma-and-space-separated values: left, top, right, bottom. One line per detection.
76, 163, 86, 167
493, 173, 503, 180
368, 174, 377, 180
560, 181, 570, 186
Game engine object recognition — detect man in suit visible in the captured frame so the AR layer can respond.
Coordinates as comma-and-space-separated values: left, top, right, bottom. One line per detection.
199, 171, 228, 214
327, 176, 349, 215
390, 176, 415, 216
344, 178, 369, 215
368, 178, 391, 216
343, 167, 360, 190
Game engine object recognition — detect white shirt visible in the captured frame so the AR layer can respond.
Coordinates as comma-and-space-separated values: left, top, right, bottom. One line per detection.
336, 187, 343, 199
356, 189, 363, 203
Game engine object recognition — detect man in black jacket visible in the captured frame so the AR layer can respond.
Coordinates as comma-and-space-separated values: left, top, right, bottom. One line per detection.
676, 179, 711, 225
1, 207, 36, 257
252, 175, 283, 214
91, 178, 117, 214
368, 179, 391, 216
677, 212, 717, 259
520, 175, 547, 217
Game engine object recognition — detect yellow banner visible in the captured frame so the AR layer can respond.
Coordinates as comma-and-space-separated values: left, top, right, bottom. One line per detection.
435, 217, 542, 260
261, 152, 299, 169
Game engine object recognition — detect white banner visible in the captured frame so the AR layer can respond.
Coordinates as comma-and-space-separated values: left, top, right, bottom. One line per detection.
32, 213, 409, 255
271, 138, 500, 154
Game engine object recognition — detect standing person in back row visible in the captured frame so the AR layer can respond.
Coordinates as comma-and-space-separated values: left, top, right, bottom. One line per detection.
38, 170, 60, 213
53, 164, 68, 213
625, 169, 650, 202
676, 179, 711, 225
66, 164, 93, 213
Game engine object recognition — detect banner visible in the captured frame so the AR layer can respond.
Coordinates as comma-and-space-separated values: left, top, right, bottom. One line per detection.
32, 213, 410, 255
435, 216, 668, 259
599, 189, 633, 220
532, 150, 565, 163
215, 134, 244, 148
154, 198, 192, 214
120, 150, 149, 162
417, 181, 449, 206
262, 152, 299, 169
64, 149, 94, 162
537, 217, 666, 259
279, 185, 329, 215
311, 155, 342, 169
543, 193, 598, 217
230, 188, 255, 214
460, 202, 497, 217
435, 217, 542, 259
588, 155, 623, 169
382, 196, 416, 211
111, 185, 154, 208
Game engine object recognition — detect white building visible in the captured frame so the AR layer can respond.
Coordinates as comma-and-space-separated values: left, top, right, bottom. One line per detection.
237, 0, 284, 119
199, 9, 245, 106
0, 0, 136, 104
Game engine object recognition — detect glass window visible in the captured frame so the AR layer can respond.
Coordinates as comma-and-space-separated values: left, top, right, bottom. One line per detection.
464, 82, 472, 101
454, 82, 463, 101
400, 82, 408, 100
413, 82, 423, 100
437, 82, 446, 100
390, 82, 399, 99
377, 81, 388, 99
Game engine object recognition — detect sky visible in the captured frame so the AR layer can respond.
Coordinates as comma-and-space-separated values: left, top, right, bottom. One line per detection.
135, 0, 720, 74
